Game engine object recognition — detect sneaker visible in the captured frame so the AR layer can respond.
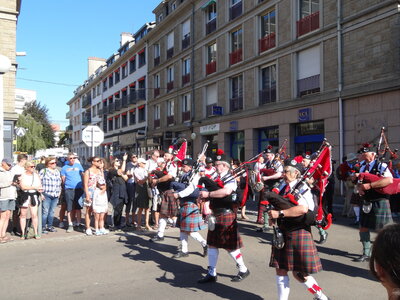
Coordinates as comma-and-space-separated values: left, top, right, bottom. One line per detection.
149, 235, 164, 242
231, 269, 250, 282
73, 222, 79, 227
42, 229, 49, 234
95, 230, 102, 236
99, 228, 109, 235
48, 227, 57, 233
59, 222, 65, 228
66, 225, 74, 233
85, 228, 93, 236
173, 251, 189, 258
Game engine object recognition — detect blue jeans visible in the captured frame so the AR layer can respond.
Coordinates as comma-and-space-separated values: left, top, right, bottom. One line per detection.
42, 194, 59, 228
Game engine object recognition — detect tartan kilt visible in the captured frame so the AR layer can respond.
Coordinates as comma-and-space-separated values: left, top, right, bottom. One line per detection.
360, 198, 392, 230
269, 229, 322, 274
207, 211, 243, 251
159, 190, 179, 218
176, 202, 206, 232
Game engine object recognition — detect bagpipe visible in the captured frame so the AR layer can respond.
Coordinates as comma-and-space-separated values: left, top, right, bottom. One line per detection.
257, 140, 287, 188
188, 140, 209, 183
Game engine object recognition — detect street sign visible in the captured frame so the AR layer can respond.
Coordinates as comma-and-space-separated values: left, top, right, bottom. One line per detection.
15, 127, 26, 137
82, 125, 104, 147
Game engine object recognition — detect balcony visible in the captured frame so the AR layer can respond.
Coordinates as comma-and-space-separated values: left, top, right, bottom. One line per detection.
297, 74, 320, 97
66, 124, 73, 132
154, 119, 160, 128
182, 74, 190, 85
114, 99, 121, 111
82, 95, 91, 108
182, 111, 191, 122
206, 61, 216, 75
259, 32, 276, 53
82, 113, 91, 125
167, 47, 174, 59
229, 48, 242, 65
206, 18, 216, 35
129, 92, 137, 105
108, 102, 115, 114
137, 88, 146, 101
154, 87, 160, 98
167, 115, 175, 126
66, 111, 71, 119
182, 35, 190, 50
167, 81, 174, 92
297, 11, 320, 37
229, 1, 242, 20
154, 56, 160, 67
259, 87, 277, 105
229, 97, 243, 112
121, 95, 128, 108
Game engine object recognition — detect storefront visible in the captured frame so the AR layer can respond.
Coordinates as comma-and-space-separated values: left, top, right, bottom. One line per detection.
293, 120, 324, 155
199, 123, 219, 158
258, 126, 279, 153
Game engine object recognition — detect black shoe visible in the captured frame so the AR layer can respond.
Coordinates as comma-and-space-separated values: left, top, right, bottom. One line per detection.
351, 220, 360, 226
355, 254, 370, 262
198, 273, 217, 283
173, 251, 189, 258
202, 245, 208, 257
231, 269, 250, 282
48, 227, 57, 233
149, 235, 164, 242
317, 232, 328, 244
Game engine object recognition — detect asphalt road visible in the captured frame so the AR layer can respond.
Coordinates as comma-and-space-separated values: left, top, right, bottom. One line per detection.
0, 210, 387, 300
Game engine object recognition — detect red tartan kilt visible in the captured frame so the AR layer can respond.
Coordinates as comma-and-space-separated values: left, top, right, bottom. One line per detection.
207, 211, 243, 251
160, 190, 179, 217
269, 229, 322, 274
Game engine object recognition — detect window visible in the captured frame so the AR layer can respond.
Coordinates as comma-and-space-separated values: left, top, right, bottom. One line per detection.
103, 79, 107, 92
182, 19, 190, 49
182, 93, 191, 121
92, 88, 96, 99
129, 56, 136, 74
121, 113, 127, 127
205, 2, 217, 35
108, 118, 113, 131
167, 66, 174, 91
171, 1, 176, 11
138, 49, 146, 68
122, 63, 128, 79
230, 74, 243, 111
297, 0, 320, 37
260, 64, 277, 105
109, 74, 113, 88
230, 28, 243, 65
114, 69, 120, 84
154, 74, 160, 98
167, 32, 174, 58
115, 116, 120, 130
182, 58, 190, 85
158, 13, 163, 23
167, 100, 174, 125
205, 83, 218, 117
259, 10, 276, 52
206, 42, 217, 75
297, 46, 320, 97
129, 109, 136, 125
154, 104, 160, 128
154, 44, 160, 66
96, 84, 100, 96
138, 105, 146, 122
138, 77, 146, 100
230, 0, 242, 20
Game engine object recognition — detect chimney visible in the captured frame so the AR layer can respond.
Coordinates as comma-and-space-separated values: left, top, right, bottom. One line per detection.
120, 32, 134, 46
87, 57, 106, 77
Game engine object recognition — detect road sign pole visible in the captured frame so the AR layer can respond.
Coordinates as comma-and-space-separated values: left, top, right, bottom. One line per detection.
91, 127, 95, 157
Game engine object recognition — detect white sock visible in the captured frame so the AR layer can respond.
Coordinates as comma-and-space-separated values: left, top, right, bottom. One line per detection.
276, 275, 290, 300
190, 231, 207, 247
158, 218, 167, 238
180, 232, 189, 253
353, 206, 360, 221
228, 249, 247, 273
208, 247, 219, 276
303, 276, 328, 300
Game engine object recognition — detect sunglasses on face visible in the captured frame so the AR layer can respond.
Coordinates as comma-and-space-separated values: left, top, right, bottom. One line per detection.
28, 166, 35, 169
68, 157, 76, 160
49, 162, 56, 165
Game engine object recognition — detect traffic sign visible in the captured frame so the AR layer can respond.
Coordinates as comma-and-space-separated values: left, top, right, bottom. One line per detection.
82, 125, 104, 147
15, 127, 26, 137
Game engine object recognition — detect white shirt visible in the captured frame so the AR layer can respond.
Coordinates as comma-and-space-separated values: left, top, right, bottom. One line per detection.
219, 170, 237, 192
287, 179, 314, 211
146, 159, 158, 173
134, 167, 148, 182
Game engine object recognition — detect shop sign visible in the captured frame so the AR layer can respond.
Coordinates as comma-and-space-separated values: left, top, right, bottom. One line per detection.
298, 108, 312, 122
229, 120, 238, 131
200, 123, 220, 135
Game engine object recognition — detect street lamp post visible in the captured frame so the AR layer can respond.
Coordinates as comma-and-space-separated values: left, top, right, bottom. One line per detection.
0, 54, 12, 160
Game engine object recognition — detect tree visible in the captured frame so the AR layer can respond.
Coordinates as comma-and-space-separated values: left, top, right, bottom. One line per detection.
16, 114, 46, 154
22, 102, 55, 148
57, 131, 68, 147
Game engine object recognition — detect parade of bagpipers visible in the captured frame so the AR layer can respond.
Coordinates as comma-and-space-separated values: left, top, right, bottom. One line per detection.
1, 0, 400, 299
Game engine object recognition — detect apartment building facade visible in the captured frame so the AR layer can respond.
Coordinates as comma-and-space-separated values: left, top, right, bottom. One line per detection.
145, 0, 399, 162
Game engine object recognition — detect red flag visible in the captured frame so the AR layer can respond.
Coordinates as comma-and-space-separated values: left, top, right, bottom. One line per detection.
174, 140, 187, 162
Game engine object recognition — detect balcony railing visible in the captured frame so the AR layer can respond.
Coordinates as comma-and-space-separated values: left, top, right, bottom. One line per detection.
154, 56, 160, 66
114, 99, 121, 111
154, 119, 160, 128
154, 87, 160, 98
297, 74, 320, 97
167, 115, 175, 126
82, 113, 91, 125
108, 102, 115, 114
182, 35, 190, 50
182, 74, 190, 85
230, 1, 242, 20
182, 111, 191, 122
167, 81, 174, 92
259, 87, 277, 105
229, 48, 242, 65
129, 92, 137, 104
82, 96, 91, 108
167, 47, 174, 59
297, 11, 320, 37
259, 32, 276, 53
137, 88, 146, 100
206, 61, 216, 75
229, 96, 243, 112
121, 95, 128, 108
206, 18, 216, 35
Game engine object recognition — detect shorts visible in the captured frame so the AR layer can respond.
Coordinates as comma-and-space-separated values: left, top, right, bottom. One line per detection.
64, 188, 84, 212
0, 199, 16, 211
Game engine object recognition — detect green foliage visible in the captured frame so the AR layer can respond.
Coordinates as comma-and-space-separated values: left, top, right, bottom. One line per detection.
57, 131, 68, 147
22, 102, 55, 148
16, 114, 46, 154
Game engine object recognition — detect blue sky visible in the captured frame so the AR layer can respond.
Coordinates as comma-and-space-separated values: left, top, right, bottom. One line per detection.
16, 0, 161, 128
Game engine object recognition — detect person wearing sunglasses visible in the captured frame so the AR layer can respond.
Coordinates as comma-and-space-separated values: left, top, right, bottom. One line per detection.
39, 157, 62, 234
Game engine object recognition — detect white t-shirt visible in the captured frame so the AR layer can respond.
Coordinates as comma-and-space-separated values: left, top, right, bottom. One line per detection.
134, 167, 148, 182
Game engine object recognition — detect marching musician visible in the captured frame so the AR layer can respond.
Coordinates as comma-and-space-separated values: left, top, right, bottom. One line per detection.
355, 144, 393, 262
268, 159, 330, 300
149, 149, 178, 242
198, 151, 250, 283
172, 158, 207, 258
204, 157, 217, 180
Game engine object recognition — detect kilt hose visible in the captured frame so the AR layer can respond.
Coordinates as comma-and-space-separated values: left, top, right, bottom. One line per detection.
176, 202, 206, 232
269, 229, 322, 274
360, 198, 393, 230
207, 211, 243, 251
160, 190, 179, 218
